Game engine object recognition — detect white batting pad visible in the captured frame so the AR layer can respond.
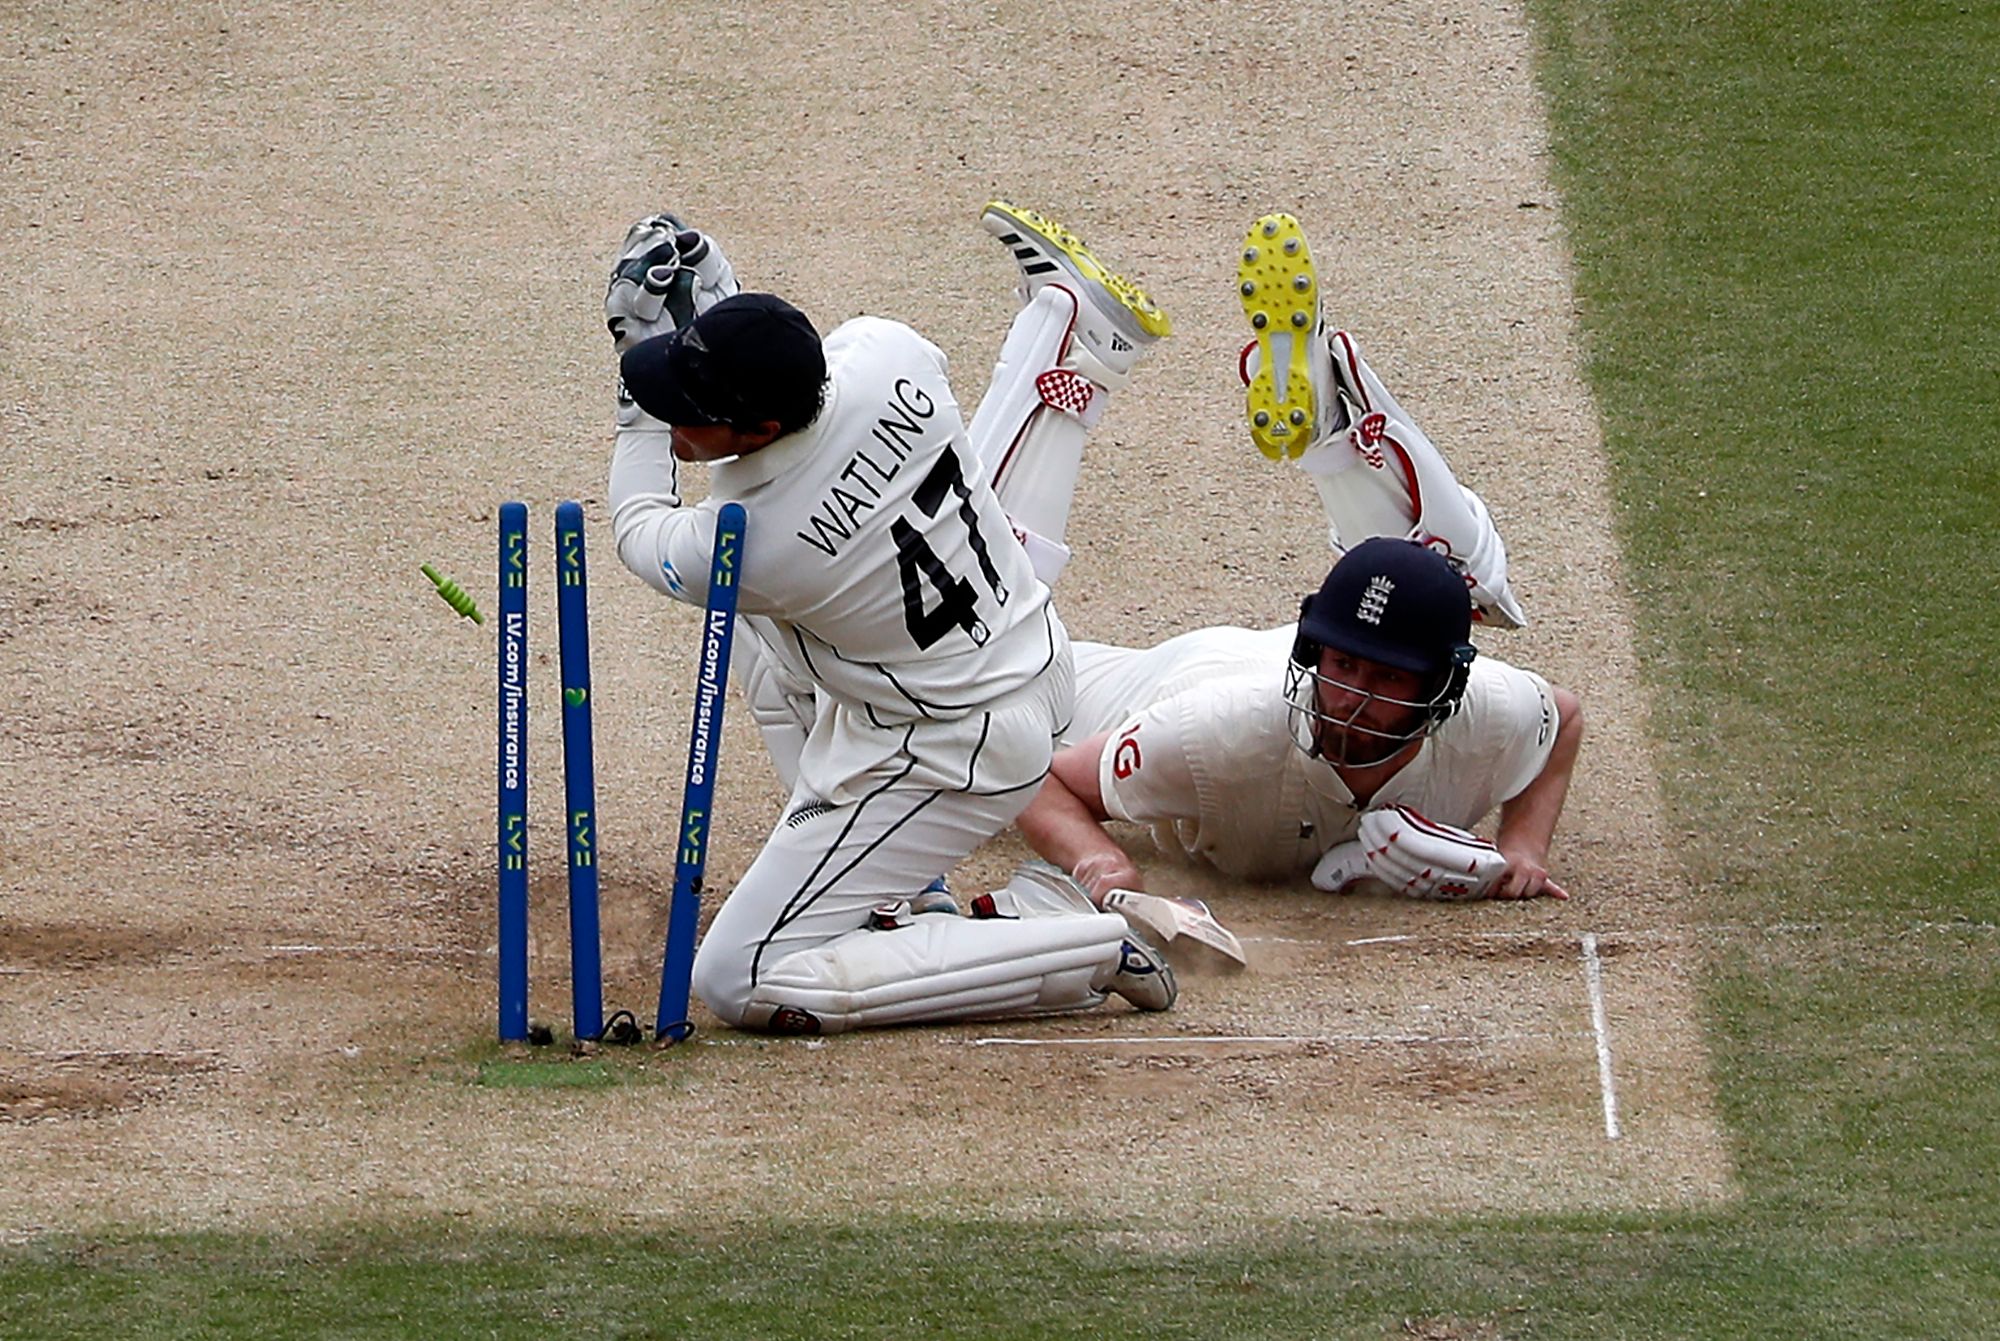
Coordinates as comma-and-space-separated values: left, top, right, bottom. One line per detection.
1014, 524, 1071, 586
742, 912, 1128, 1033
1301, 451, 1419, 552
968, 285, 1105, 550
1300, 331, 1529, 629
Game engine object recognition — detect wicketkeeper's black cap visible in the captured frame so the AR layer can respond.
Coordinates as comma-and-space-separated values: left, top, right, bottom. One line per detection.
1298, 537, 1474, 676
619, 292, 827, 432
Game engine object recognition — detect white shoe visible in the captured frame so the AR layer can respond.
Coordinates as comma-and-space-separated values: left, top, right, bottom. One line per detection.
981, 200, 1171, 381
1100, 936, 1177, 1012
604, 211, 740, 353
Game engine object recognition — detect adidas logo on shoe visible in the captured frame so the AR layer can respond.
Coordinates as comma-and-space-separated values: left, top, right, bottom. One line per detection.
979, 201, 1172, 348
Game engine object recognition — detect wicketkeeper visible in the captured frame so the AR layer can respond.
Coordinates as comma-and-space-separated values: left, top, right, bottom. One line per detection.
602, 208, 1179, 1034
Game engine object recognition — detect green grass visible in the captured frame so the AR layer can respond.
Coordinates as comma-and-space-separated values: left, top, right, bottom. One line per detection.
1528, 0, 2000, 1325
5, 1213, 1997, 1339
8, 1, 1999, 1334
466, 1036, 673, 1091
409, 1034, 683, 1091
473, 1057, 623, 1090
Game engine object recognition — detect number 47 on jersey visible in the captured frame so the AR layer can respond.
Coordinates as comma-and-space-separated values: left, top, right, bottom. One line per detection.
891, 447, 1009, 649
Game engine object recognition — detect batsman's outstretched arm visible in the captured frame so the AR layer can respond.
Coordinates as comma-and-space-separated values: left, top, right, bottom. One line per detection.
1016, 732, 1146, 899
1492, 686, 1584, 900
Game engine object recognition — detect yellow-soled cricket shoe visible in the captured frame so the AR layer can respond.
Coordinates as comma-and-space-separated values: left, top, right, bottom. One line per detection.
1239, 212, 1319, 460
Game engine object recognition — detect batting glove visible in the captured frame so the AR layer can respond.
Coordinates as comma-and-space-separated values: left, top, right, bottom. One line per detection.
604, 212, 740, 354
1311, 805, 1509, 902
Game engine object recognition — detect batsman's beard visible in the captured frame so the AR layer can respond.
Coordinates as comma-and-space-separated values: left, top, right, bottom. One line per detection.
1285, 658, 1434, 769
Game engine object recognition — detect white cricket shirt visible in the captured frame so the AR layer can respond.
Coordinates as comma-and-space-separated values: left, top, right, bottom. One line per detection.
611, 316, 1069, 800
1087, 627, 1559, 882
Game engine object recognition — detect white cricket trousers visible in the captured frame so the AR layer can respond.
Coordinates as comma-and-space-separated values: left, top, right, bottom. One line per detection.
691, 669, 1072, 1029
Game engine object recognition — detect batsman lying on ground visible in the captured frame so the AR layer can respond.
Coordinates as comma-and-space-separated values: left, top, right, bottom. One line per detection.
1007, 212, 1584, 930
608, 201, 1581, 1025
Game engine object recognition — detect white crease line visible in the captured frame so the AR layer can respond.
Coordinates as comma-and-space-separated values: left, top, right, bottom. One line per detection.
1347, 928, 1624, 946
264, 944, 477, 957
1261, 931, 1605, 947
960, 1031, 1570, 1049
1581, 932, 1622, 1140
1337, 921, 1898, 949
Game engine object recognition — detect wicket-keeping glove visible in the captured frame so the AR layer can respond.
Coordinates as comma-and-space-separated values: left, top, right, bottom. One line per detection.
605, 212, 739, 355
